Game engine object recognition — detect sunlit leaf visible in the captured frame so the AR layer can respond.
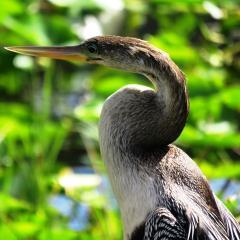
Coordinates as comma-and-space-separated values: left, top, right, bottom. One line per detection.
3, 15, 50, 45
74, 97, 102, 122
0, 1, 23, 21
220, 86, 240, 110
199, 161, 240, 179
179, 125, 240, 148
187, 66, 226, 96
11, 221, 39, 238
0, 193, 30, 212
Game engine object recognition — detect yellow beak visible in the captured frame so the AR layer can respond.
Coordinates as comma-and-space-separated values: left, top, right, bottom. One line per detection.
4, 45, 87, 62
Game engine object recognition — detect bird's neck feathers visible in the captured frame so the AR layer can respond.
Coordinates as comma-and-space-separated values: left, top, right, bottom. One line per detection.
138, 48, 189, 147
99, 46, 189, 155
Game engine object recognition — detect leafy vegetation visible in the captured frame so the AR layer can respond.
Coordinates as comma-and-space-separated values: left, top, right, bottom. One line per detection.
0, 0, 240, 238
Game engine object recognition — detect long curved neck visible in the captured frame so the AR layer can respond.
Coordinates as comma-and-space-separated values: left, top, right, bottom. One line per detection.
140, 52, 189, 147
100, 47, 189, 155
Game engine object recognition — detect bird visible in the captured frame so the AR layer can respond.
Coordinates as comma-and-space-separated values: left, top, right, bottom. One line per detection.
5, 35, 240, 240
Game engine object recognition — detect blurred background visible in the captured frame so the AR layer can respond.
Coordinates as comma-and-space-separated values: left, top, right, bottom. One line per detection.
0, 0, 240, 239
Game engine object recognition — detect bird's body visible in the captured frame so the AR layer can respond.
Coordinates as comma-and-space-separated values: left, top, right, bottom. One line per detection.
6, 35, 240, 240
99, 83, 239, 240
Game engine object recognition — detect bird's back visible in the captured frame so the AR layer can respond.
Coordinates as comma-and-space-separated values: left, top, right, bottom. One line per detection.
129, 145, 240, 240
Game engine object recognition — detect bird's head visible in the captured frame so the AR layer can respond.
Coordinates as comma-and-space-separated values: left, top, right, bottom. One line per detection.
5, 35, 165, 74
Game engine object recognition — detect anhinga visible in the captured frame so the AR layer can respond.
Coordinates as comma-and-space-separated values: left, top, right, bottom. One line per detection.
5, 36, 240, 240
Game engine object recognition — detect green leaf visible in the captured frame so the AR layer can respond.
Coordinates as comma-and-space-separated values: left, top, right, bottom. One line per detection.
220, 86, 240, 110
179, 125, 240, 148
198, 161, 240, 179
0, 193, 30, 212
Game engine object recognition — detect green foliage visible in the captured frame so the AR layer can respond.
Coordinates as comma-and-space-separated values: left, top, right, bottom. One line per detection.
0, 0, 240, 239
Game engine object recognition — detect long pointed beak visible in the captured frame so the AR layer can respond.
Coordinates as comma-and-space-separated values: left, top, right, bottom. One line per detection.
4, 45, 87, 62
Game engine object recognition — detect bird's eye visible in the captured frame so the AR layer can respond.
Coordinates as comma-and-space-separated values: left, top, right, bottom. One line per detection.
87, 44, 98, 54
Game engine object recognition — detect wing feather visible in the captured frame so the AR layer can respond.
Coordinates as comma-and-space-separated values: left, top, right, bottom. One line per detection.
143, 205, 236, 240
216, 198, 240, 240
144, 208, 186, 240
